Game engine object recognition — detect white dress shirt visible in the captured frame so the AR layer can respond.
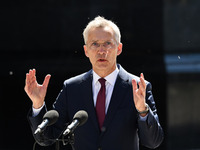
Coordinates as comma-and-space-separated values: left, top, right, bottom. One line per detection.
92, 67, 119, 114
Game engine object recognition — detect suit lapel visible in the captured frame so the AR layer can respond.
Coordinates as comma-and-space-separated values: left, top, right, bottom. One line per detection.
80, 70, 100, 132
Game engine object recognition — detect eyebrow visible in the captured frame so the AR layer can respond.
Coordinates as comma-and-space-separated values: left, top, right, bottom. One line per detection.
90, 40, 112, 43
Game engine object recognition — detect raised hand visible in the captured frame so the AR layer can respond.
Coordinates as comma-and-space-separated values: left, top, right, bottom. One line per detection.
24, 69, 51, 109
132, 73, 147, 116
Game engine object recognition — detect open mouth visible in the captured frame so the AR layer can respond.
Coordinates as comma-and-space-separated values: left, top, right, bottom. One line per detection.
98, 59, 106, 62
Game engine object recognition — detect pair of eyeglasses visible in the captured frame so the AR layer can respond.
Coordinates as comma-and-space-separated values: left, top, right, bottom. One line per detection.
88, 41, 114, 50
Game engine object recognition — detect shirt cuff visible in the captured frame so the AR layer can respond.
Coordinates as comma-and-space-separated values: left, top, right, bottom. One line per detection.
32, 102, 45, 117
138, 114, 148, 121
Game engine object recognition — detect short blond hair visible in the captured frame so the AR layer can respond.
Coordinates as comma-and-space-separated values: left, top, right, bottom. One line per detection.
83, 16, 121, 44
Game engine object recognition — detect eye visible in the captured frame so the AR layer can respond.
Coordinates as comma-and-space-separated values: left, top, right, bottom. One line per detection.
103, 42, 113, 48
91, 42, 98, 46
106, 41, 111, 45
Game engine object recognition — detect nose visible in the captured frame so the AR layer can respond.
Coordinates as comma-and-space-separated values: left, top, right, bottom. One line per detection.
98, 45, 107, 54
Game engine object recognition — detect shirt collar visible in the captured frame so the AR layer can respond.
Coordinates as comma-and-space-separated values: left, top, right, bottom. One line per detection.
93, 66, 119, 86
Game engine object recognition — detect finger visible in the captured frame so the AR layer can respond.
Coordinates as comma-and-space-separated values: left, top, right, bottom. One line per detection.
140, 73, 146, 89
31, 69, 37, 83
29, 69, 34, 77
43, 74, 51, 88
132, 79, 138, 93
25, 73, 29, 91
28, 70, 33, 82
33, 68, 36, 76
25, 73, 29, 85
138, 76, 146, 95
138, 81, 146, 96
28, 69, 37, 82
29, 68, 36, 75
26, 71, 33, 85
140, 73, 144, 79
140, 78, 146, 89
29, 69, 33, 75
25, 73, 35, 93
26, 69, 37, 87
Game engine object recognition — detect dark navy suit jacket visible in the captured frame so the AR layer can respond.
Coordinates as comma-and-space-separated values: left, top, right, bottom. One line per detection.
28, 64, 164, 150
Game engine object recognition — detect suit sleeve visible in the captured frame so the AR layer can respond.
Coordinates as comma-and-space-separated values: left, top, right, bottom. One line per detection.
137, 82, 164, 149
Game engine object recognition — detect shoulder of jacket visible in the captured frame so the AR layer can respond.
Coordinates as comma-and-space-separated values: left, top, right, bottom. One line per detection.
63, 70, 92, 86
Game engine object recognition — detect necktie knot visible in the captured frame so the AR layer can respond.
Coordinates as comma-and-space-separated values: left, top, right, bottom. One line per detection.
98, 78, 106, 87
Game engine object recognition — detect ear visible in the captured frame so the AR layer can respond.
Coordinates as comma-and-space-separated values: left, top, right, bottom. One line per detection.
117, 43, 123, 56
83, 45, 89, 57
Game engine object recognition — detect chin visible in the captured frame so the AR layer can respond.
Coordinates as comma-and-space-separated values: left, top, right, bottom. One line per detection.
97, 65, 108, 70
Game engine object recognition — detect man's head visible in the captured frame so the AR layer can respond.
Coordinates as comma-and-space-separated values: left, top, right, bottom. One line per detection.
83, 16, 122, 77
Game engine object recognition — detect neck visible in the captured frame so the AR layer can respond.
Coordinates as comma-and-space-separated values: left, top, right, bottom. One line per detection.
93, 66, 117, 78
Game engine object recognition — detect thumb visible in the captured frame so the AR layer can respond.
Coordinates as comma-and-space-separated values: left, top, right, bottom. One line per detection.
43, 74, 51, 88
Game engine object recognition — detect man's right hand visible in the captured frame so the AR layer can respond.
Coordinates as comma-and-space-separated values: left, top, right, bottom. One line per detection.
24, 69, 51, 109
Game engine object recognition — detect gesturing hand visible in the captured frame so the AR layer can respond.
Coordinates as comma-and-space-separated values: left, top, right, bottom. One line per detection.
24, 69, 51, 109
132, 73, 147, 116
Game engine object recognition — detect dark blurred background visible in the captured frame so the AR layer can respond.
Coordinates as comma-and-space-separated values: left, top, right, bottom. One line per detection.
0, 0, 200, 149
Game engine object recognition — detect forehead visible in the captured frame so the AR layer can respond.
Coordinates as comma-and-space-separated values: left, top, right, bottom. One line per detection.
87, 26, 115, 42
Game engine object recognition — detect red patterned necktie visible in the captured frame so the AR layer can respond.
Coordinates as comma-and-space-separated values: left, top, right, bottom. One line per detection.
96, 78, 106, 129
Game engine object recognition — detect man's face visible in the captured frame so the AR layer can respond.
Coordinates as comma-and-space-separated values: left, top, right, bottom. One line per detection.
84, 27, 122, 76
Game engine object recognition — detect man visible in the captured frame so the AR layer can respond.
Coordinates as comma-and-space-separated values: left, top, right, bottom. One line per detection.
25, 16, 164, 150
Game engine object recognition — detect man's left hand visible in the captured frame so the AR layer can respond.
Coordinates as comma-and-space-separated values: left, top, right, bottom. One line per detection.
132, 73, 147, 116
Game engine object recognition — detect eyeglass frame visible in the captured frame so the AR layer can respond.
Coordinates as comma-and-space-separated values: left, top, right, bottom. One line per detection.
86, 40, 118, 51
